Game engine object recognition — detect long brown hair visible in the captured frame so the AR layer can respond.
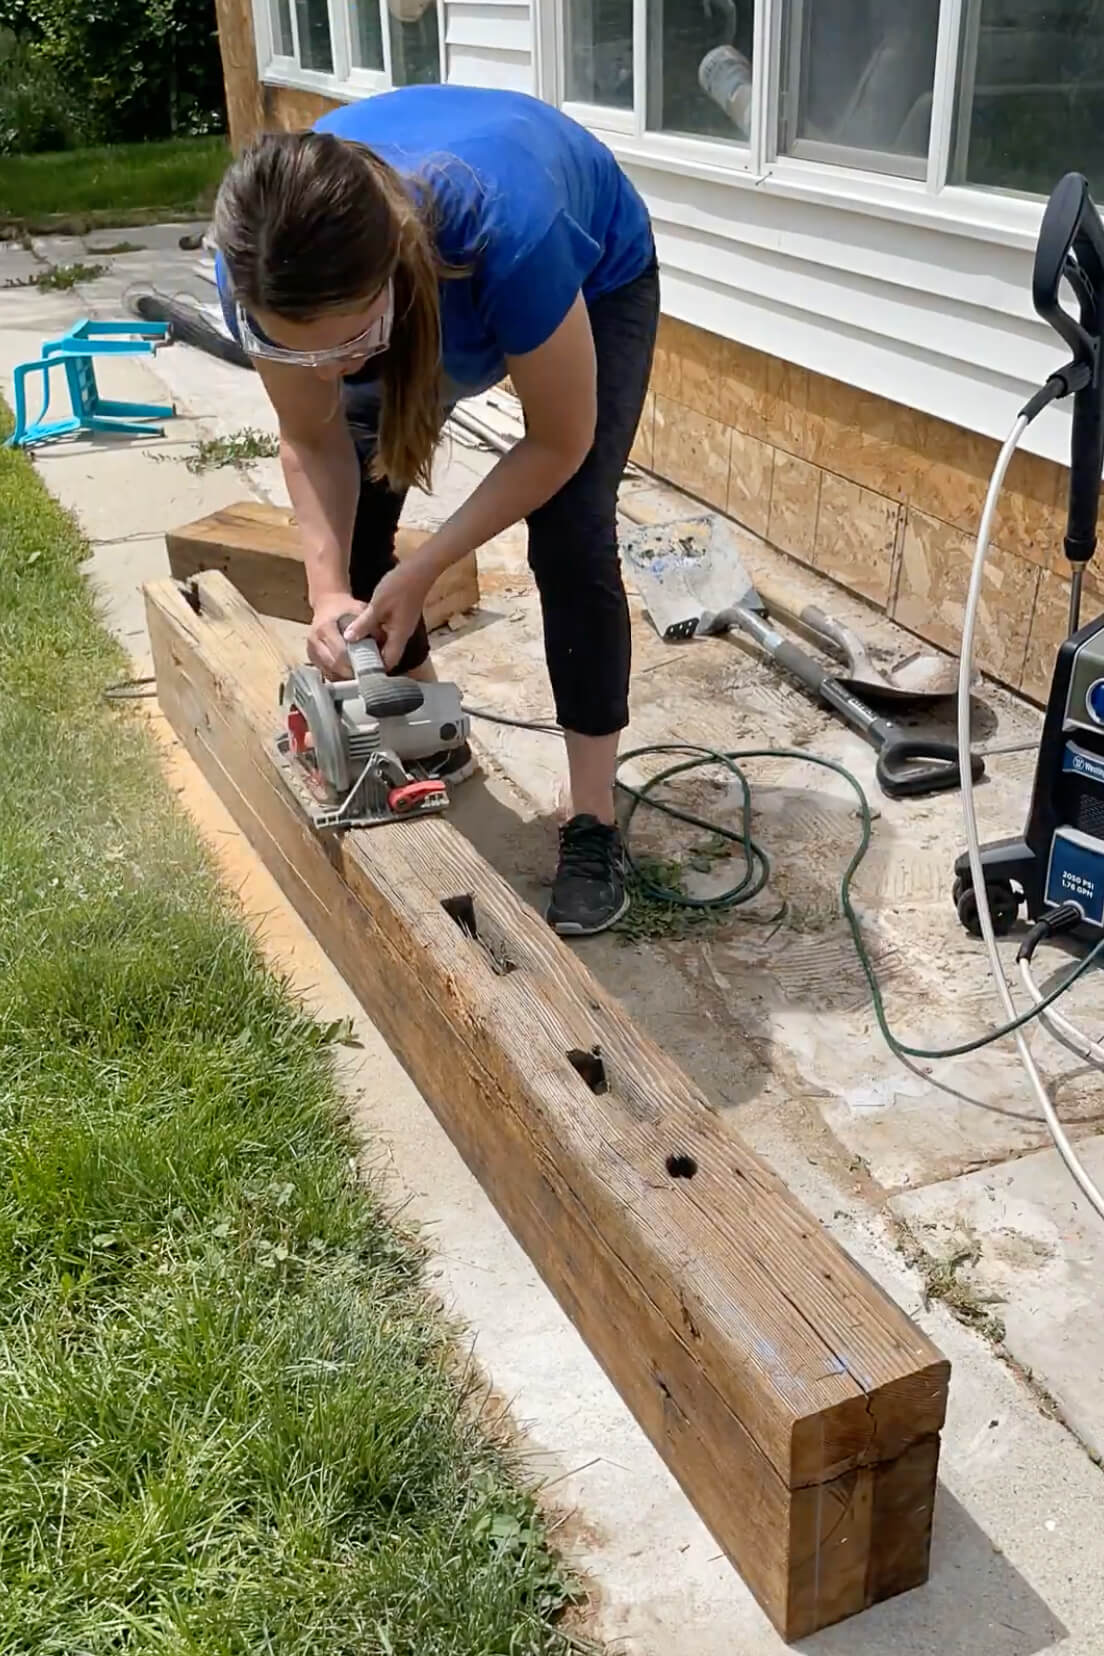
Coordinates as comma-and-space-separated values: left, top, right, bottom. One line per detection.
213, 130, 447, 492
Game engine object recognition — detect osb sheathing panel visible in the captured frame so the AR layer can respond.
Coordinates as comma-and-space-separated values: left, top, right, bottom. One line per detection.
263, 85, 341, 130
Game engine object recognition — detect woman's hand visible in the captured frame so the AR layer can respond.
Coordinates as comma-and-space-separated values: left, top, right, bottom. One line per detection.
344, 561, 433, 670
308, 592, 368, 679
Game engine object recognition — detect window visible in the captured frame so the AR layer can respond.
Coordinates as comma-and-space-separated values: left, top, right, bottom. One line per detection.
550, 0, 1104, 213
952, 0, 1104, 198
565, 0, 633, 107
294, 0, 335, 72
778, 0, 941, 177
649, 0, 755, 141
350, 0, 384, 69
387, 0, 442, 84
270, 0, 294, 57
260, 0, 442, 89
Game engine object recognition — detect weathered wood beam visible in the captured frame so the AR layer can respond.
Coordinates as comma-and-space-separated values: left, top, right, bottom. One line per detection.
145, 570, 949, 1642
165, 501, 480, 634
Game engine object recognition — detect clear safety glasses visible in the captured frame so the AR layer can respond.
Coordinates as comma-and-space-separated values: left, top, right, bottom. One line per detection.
235, 278, 394, 367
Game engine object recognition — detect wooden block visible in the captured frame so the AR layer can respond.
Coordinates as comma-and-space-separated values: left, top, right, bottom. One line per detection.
144, 570, 949, 1643
165, 500, 480, 634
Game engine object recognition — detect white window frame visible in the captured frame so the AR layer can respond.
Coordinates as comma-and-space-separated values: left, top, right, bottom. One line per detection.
252, 0, 448, 100
535, 0, 1055, 254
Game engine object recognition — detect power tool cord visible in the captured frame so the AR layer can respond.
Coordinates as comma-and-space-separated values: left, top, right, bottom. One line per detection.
1018, 907, 1104, 1065
462, 710, 1104, 1062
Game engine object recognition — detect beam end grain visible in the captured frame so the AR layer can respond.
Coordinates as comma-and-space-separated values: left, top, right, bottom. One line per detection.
144, 570, 949, 1642
166, 500, 480, 634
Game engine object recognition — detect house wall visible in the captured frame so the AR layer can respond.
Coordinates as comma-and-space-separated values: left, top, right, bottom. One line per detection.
640, 315, 1084, 705
214, 0, 1081, 707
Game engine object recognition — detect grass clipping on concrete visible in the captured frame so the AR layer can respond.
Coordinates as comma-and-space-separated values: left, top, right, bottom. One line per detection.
0, 423, 582, 1652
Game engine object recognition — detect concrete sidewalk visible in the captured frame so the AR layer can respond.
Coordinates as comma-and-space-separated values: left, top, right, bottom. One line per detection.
3, 234, 1104, 1655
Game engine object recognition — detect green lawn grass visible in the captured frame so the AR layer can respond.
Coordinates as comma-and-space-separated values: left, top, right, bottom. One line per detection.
0, 410, 583, 1653
0, 135, 229, 228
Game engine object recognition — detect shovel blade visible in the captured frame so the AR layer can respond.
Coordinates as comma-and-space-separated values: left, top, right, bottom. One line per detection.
621, 514, 765, 640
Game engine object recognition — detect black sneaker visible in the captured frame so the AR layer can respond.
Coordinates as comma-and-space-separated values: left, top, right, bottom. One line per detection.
547, 814, 629, 936
421, 741, 478, 784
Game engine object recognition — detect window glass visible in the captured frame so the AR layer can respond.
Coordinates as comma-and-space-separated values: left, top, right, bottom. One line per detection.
294, 0, 334, 70
565, 0, 633, 108
387, 0, 441, 83
351, 0, 385, 69
952, 0, 1104, 197
780, 0, 941, 173
271, 0, 294, 56
647, 0, 756, 141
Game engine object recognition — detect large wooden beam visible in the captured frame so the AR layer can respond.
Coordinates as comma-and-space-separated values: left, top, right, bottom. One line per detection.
165, 500, 480, 635
145, 571, 950, 1643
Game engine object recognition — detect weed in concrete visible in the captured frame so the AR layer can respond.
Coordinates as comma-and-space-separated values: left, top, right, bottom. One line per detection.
3, 260, 108, 292
895, 1221, 1007, 1344
35, 261, 107, 290
184, 427, 280, 473
616, 851, 728, 944
86, 240, 146, 255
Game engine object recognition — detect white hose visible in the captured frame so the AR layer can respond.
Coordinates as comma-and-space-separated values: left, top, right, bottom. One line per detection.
1018, 957, 1104, 1065
958, 414, 1104, 1222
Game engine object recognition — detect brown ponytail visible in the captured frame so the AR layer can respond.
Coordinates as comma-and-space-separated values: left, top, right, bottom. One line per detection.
213, 129, 452, 492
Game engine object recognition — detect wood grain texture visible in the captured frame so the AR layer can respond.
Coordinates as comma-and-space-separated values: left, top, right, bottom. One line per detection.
145, 570, 948, 1640
166, 501, 480, 634
212, 0, 263, 150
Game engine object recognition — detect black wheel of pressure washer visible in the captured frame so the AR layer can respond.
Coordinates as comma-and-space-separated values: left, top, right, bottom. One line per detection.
956, 880, 1019, 938
952, 875, 966, 909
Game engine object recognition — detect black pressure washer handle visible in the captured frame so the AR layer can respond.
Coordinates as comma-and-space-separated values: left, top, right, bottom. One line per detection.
1032, 174, 1104, 574
1033, 172, 1104, 370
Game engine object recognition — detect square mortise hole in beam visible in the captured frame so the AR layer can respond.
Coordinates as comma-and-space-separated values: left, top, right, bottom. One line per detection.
567, 1046, 608, 1095
441, 894, 517, 975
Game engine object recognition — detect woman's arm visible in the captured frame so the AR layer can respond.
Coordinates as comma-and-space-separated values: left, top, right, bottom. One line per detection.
256, 359, 359, 604
346, 295, 597, 660
255, 360, 366, 674
421, 292, 597, 579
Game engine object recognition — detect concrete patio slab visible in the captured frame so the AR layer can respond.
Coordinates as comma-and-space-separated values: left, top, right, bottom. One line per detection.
6, 240, 1104, 1655
892, 1134, 1104, 1465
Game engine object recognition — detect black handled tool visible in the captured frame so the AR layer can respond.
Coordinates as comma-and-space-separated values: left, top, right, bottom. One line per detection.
704, 605, 984, 799
1032, 172, 1104, 628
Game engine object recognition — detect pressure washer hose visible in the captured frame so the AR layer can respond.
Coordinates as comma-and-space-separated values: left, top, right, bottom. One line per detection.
958, 412, 1104, 1222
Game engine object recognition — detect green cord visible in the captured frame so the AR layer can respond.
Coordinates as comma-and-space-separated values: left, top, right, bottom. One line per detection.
614, 742, 1104, 1063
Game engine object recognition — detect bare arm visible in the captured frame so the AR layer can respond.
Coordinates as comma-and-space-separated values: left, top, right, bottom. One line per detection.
255, 360, 360, 607
421, 293, 597, 580
344, 294, 597, 656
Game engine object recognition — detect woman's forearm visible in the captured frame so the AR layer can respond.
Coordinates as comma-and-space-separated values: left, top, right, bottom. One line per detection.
280, 429, 362, 604
417, 434, 584, 581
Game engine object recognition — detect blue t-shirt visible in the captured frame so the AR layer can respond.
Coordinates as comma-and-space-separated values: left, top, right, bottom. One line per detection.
216, 85, 653, 398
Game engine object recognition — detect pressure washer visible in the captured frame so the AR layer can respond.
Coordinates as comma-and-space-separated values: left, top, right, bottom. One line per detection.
952, 170, 1104, 1222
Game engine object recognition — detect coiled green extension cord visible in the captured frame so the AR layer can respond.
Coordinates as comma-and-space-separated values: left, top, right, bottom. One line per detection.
611, 739, 1104, 1064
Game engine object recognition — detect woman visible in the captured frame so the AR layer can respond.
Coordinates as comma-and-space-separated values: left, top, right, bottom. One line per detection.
213, 84, 659, 936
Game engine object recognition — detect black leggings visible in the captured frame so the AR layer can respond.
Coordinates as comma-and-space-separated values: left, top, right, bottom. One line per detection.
347, 259, 660, 736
